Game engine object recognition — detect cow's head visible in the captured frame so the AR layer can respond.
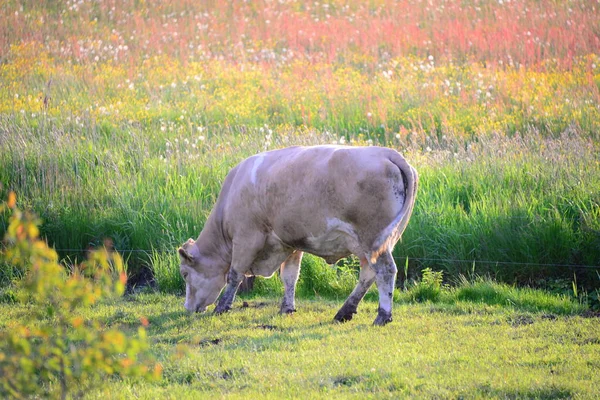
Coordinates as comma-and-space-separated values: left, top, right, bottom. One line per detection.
178, 239, 227, 313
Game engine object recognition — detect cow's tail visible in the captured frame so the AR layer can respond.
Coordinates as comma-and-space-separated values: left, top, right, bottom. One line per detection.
368, 151, 418, 264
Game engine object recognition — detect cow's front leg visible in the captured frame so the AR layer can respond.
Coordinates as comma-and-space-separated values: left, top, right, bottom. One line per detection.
214, 233, 266, 315
371, 251, 397, 326
214, 269, 244, 314
280, 251, 303, 314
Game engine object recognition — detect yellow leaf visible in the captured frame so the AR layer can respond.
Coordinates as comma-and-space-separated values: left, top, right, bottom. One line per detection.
7, 191, 16, 208
72, 316, 84, 328
120, 358, 134, 368
27, 223, 39, 239
119, 271, 127, 285
153, 363, 163, 379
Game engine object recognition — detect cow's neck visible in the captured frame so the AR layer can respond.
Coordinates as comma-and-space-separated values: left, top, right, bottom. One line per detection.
195, 212, 232, 270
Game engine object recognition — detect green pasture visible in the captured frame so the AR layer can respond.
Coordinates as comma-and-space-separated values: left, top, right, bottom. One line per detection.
2, 288, 597, 399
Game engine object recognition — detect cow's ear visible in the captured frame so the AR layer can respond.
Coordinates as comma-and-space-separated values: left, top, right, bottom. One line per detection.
178, 247, 194, 263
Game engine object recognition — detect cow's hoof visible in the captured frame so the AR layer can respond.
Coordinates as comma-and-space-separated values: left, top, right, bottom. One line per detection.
280, 307, 296, 315
334, 308, 356, 323
373, 308, 392, 326
213, 305, 231, 315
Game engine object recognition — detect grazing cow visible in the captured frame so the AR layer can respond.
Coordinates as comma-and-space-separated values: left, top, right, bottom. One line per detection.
178, 145, 418, 325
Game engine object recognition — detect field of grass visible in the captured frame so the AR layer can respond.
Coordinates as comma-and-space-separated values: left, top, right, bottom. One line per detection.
2, 288, 598, 399
1, 0, 599, 292
2, 1, 600, 397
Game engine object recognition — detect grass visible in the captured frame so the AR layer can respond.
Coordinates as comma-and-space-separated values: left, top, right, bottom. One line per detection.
1, 0, 599, 396
2, 126, 599, 289
1, 289, 597, 399
1, 1, 599, 289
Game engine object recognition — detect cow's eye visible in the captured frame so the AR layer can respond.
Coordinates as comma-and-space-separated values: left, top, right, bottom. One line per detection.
182, 272, 188, 280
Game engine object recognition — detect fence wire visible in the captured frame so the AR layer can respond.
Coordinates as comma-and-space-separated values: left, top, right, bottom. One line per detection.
39, 247, 600, 270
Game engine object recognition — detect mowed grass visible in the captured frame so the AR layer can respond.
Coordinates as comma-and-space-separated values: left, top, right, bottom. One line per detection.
1, 292, 597, 399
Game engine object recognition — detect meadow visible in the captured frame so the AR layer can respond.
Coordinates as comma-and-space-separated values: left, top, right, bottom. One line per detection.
3, 290, 600, 399
1, 0, 599, 291
1, 0, 600, 397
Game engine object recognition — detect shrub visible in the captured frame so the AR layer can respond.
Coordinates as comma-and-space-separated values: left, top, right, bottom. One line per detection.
0, 193, 161, 399
408, 268, 445, 303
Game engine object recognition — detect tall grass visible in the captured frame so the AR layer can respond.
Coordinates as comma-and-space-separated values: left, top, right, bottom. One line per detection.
1, 0, 599, 290
2, 121, 599, 287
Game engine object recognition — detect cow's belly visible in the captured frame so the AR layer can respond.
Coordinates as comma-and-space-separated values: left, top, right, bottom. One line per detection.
285, 218, 360, 264
247, 232, 293, 277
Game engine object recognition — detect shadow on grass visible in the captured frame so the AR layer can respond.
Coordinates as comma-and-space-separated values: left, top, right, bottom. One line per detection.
374, 277, 588, 316
476, 384, 573, 399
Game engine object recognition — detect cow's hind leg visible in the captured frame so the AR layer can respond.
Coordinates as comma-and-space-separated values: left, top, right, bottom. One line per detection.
334, 257, 376, 322
371, 251, 397, 326
280, 251, 303, 314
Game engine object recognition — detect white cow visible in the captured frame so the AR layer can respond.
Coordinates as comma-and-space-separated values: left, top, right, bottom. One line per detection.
178, 145, 418, 325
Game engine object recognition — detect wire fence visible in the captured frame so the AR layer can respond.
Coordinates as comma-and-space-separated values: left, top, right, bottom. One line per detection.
43, 247, 600, 270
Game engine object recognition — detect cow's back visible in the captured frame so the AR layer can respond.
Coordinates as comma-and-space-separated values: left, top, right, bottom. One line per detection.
222, 146, 415, 259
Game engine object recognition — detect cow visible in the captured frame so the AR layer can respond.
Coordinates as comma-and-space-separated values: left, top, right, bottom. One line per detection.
178, 145, 418, 325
